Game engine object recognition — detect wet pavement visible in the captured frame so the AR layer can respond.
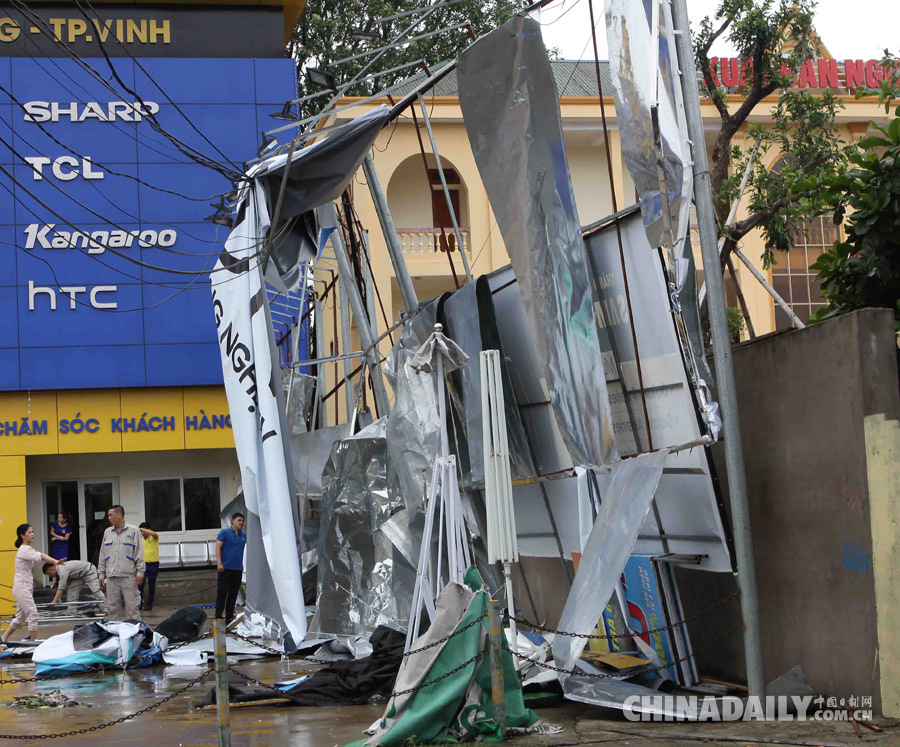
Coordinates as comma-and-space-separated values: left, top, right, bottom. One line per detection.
1, 607, 898, 746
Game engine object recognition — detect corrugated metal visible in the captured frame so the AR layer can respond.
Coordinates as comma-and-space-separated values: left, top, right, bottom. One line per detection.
389, 59, 613, 98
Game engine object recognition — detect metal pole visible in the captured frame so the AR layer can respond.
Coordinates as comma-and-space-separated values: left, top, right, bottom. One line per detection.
313, 295, 328, 428
671, 0, 765, 698
320, 203, 391, 415
732, 246, 805, 328
417, 94, 473, 281
213, 618, 231, 747
338, 280, 355, 420
362, 153, 419, 311
487, 599, 506, 730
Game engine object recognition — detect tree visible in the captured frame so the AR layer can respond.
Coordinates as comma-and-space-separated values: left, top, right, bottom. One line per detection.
811, 53, 900, 328
289, 0, 525, 116
694, 0, 848, 273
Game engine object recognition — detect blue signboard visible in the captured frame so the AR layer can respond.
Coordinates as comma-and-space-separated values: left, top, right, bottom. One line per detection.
0, 55, 300, 391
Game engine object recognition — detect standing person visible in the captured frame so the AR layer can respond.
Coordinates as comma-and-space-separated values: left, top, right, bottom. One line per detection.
43, 559, 106, 615
1, 524, 64, 646
49, 513, 72, 561
97, 506, 144, 621
215, 512, 246, 625
138, 522, 159, 612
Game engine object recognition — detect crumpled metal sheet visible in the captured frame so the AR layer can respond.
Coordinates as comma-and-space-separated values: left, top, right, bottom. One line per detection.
384, 297, 446, 511
441, 278, 535, 487
408, 327, 469, 375
283, 369, 316, 436
552, 450, 668, 674
315, 418, 404, 638
458, 14, 616, 468
605, 0, 692, 253
291, 423, 353, 498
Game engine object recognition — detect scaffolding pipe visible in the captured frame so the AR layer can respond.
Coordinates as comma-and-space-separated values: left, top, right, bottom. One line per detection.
362, 153, 420, 312
320, 203, 390, 415
417, 93, 472, 281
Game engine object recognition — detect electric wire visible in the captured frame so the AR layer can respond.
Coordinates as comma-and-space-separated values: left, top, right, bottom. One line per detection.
0, 110, 243, 250
76, 0, 247, 176
0, 161, 284, 278
7, 0, 244, 181
0, 83, 230, 203
0, 127, 263, 261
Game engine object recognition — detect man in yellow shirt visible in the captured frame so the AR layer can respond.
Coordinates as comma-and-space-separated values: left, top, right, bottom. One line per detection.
139, 522, 160, 612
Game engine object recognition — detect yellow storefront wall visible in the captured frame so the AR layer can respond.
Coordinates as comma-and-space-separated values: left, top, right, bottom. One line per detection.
0, 386, 234, 614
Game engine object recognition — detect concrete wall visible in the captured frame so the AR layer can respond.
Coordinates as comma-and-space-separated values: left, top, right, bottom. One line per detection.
690, 309, 900, 713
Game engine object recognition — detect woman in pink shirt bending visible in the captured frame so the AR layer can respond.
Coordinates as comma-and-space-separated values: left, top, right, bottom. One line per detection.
1, 524, 64, 646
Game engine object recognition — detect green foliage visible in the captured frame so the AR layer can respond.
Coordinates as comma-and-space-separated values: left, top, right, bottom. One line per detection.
742, 90, 849, 269
727, 306, 745, 343
811, 117, 900, 328
289, 0, 525, 116
694, 0, 848, 270
696, 0, 816, 104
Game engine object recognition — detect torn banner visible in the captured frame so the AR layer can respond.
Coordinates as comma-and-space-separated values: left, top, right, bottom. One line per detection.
211, 177, 307, 646
258, 105, 391, 292
458, 14, 616, 469
211, 107, 389, 646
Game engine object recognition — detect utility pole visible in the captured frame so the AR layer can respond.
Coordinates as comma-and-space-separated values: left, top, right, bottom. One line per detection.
362, 153, 419, 312
320, 203, 390, 416
670, 0, 766, 698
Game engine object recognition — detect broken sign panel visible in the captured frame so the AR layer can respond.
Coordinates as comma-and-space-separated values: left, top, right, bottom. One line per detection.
458, 14, 616, 468
584, 208, 733, 572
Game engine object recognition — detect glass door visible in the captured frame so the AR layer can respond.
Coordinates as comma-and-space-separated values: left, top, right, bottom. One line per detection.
79, 480, 118, 567
43, 481, 80, 561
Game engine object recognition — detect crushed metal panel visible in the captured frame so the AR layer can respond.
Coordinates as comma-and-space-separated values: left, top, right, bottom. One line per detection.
552, 450, 668, 674
257, 106, 391, 292
458, 14, 616, 468
314, 418, 405, 638
384, 297, 445, 511
605, 0, 692, 253
441, 277, 535, 487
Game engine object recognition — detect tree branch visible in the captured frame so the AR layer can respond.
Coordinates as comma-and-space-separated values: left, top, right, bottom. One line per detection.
728, 189, 819, 240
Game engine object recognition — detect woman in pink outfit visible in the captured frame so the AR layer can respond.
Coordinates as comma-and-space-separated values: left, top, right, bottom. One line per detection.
1, 524, 64, 645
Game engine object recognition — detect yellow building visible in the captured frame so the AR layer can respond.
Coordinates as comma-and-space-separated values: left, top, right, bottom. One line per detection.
316, 56, 888, 422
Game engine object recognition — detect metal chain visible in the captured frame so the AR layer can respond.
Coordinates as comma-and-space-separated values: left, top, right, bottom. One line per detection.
507, 588, 741, 641
0, 669, 210, 740
388, 650, 484, 698
507, 620, 743, 679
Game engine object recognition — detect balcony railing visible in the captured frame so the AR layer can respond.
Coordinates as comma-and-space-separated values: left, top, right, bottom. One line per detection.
396, 227, 470, 257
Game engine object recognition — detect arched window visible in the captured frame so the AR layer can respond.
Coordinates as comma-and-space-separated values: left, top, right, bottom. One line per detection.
769, 157, 836, 330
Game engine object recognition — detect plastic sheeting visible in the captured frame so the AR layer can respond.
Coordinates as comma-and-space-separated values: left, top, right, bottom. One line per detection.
33, 621, 166, 675
458, 14, 616, 469
552, 450, 667, 675
441, 277, 535, 487
605, 0, 692, 254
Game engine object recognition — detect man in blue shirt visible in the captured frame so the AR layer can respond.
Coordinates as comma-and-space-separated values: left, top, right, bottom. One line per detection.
215, 512, 246, 625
